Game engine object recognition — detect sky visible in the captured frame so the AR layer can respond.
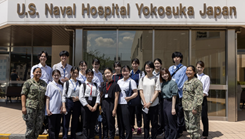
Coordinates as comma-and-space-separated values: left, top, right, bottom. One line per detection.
85, 30, 136, 61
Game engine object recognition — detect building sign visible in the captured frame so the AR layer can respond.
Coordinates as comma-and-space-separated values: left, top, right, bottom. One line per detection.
17, 3, 237, 18
0, 0, 244, 27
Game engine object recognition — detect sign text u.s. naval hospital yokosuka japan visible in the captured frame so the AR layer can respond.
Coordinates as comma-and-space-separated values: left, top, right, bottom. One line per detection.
1, 0, 245, 27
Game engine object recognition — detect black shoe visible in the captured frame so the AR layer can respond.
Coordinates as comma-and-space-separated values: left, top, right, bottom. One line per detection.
177, 133, 183, 138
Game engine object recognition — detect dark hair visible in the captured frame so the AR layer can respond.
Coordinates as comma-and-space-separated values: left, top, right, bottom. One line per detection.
70, 66, 79, 74
122, 65, 131, 72
12, 69, 16, 72
52, 69, 63, 85
33, 67, 41, 73
86, 69, 94, 75
79, 61, 87, 66
104, 67, 113, 73
160, 68, 172, 82
144, 61, 155, 71
187, 65, 197, 78
92, 59, 100, 65
196, 61, 205, 67
172, 52, 183, 63
154, 58, 162, 65
113, 61, 122, 68
37, 51, 48, 60
131, 58, 140, 65
59, 50, 69, 57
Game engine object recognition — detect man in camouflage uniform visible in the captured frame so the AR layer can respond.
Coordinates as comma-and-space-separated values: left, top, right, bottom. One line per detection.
21, 78, 47, 139
182, 77, 203, 139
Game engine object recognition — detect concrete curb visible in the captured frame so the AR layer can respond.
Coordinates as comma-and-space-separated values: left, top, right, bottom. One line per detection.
0, 134, 124, 139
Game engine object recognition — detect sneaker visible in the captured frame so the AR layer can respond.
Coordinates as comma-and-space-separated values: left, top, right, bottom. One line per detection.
76, 132, 83, 136
137, 128, 142, 135
42, 129, 48, 135
115, 128, 119, 135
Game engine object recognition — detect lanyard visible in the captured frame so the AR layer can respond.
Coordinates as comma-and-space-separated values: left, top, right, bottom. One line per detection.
87, 83, 93, 95
63, 67, 66, 78
114, 75, 121, 81
81, 75, 86, 82
106, 82, 112, 93
70, 79, 78, 92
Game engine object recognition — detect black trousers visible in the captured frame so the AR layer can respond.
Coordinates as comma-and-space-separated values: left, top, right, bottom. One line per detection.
135, 105, 143, 128
158, 99, 164, 133
77, 108, 83, 133
129, 92, 143, 129
102, 99, 115, 139
117, 104, 132, 139
176, 97, 185, 134
63, 99, 81, 139
82, 98, 99, 139
129, 105, 143, 128
202, 96, 209, 136
143, 105, 158, 139
163, 99, 177, 139
48, 114, 62, 139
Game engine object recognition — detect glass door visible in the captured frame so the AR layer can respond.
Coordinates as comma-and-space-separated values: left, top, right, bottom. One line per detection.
237, 50, 245, 121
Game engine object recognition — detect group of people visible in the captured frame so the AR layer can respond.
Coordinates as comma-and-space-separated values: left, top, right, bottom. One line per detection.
21, 50, 210, 139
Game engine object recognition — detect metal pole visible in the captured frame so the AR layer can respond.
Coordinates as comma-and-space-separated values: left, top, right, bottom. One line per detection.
31, 26, 33, 67
152, 29, 155, 61
189, 29, 192, 65
116, 29, 119, 61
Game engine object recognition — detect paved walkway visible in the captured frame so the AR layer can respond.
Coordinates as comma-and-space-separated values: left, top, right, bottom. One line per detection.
1, 103, 245, 139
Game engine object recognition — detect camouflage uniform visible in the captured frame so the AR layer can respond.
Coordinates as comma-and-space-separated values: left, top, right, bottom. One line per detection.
182, 77, 203, 139
21, 78, 47, 139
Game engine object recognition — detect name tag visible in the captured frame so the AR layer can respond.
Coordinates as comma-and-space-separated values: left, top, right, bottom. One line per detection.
88, 96, 93, 101
105, 94, 108, 98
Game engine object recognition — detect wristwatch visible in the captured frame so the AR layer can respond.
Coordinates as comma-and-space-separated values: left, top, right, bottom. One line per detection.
150, 101, 153, 104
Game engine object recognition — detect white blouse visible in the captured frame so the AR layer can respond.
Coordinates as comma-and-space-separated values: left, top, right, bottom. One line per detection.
117, 78, 137, 105
79, 81, 100, 106
197, 73, 210, 96
62, 79, 80, 102
138, 75, 161, 107
45, 81, 63, 115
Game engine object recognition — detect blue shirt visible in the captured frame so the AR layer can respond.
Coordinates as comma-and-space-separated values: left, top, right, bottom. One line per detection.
169, 63, 188, 98
130, 70, 145, 87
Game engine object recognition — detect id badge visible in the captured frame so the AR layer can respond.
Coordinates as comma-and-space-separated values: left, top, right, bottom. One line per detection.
105, 94, 108, 98
88, 96, 93, 101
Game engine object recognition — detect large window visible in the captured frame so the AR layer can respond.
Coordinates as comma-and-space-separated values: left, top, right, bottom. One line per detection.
10, 47, 32, 81
83, 30, 153, 72
83, 30, 117, 72
118, 30, 152, 70
191, 30, 226, 84
155, 30, 189, 68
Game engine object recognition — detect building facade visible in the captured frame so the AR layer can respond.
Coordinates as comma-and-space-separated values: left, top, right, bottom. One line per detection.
0, 0, 245, 121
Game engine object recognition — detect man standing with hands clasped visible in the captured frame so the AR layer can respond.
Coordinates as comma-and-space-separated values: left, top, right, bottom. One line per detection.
169, 52, 188, 138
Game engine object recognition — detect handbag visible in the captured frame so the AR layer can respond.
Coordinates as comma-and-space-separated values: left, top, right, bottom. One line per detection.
125, 80, 141, 106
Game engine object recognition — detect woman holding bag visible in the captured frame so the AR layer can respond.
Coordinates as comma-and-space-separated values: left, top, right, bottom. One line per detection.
117, 65, 138, 139
138, 61, 161, 139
